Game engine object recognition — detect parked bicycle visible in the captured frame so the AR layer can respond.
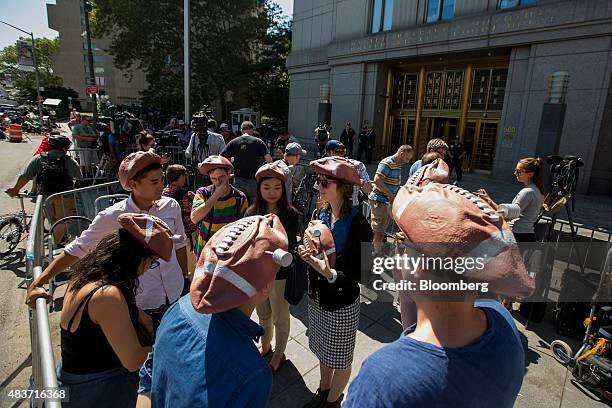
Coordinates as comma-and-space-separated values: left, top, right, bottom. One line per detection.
0, 190, 35, 257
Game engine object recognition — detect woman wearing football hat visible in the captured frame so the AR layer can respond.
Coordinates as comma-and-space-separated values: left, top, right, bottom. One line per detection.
246, 162, 301, 375
298, 156, 372, 408
57, 214, 177, 407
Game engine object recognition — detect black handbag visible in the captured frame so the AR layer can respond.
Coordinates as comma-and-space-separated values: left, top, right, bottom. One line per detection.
284, 257, 308, 306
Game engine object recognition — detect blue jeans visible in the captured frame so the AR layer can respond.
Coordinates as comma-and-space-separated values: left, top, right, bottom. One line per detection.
233, 176, 257, 204
56, 360, 138, 407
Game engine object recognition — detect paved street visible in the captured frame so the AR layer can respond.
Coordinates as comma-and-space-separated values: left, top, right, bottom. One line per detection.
0, 135, 609, 407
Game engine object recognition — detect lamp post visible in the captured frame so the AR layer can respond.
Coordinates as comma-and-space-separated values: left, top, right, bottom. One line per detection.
184, 0, 190, 123
83, 1, 97, 124
0, 20, 44, 122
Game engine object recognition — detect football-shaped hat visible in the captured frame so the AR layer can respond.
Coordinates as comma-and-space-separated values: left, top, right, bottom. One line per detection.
117, 213, 181, 262
310, 156, 362, 186
118, 151, 162, 191
198, 155, 234, 175
405, 158, 450, 187
190, 214, 293, 314
391, 183, 534, 297
303, 220, 336, 268
255, 162, 287, 182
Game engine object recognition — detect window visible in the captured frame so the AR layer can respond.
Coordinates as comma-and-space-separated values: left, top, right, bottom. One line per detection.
500, 0, 538, 9
470, 68, 508, 111
371, 0, 393, 33
426, 0, 455, 23
94, 67, 105, 74
93, 55, 104, 63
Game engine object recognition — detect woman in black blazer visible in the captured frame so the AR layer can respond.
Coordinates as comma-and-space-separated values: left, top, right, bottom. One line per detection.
298, 157, 373, 408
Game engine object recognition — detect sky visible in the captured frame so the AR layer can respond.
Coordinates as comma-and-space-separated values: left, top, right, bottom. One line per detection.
0, 0, 294, 50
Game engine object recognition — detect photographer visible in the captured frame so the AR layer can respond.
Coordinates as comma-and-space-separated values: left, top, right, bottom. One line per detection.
476, 157, 545, 242
314, 125, 330, 160
186, 118, 226, 189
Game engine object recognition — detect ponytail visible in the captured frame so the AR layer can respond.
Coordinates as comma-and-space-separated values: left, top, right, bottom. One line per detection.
518, 157, 544, 194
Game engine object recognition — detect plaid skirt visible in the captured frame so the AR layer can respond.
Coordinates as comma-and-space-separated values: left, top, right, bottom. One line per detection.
308, 297, 360, 369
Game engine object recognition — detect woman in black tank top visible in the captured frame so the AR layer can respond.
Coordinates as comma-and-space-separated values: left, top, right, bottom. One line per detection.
57, 218, 168, 407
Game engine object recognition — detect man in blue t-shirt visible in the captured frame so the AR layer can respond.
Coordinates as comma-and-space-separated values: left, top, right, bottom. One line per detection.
368, 145, 413, 255
344, 298, 525, 408
409, 138, 449, 177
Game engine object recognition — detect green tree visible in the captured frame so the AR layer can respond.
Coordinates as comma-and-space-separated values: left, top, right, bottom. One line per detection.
92, 0, 288, 121
0, 37, 64, 99
246, 7, 291, 123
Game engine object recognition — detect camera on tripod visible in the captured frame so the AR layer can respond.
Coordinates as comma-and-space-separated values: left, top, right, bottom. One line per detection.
544, 154, 584, 215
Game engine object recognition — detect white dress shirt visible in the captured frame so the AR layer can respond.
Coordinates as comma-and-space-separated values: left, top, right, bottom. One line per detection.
64, 195, 187, 309
185, 130, 227, 162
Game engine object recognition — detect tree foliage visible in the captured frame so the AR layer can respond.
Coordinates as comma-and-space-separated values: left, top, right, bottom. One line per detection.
92, 0, 289, 121
0, 37, 64, 99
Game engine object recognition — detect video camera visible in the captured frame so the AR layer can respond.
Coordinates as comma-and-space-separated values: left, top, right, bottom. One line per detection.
314, 123, 331, 143
154, 129, 182, 147
545, 154, 584, 213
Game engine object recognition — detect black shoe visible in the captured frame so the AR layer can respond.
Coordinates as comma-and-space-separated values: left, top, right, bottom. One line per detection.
320, 394, 344, 408
302, 388, 330, 408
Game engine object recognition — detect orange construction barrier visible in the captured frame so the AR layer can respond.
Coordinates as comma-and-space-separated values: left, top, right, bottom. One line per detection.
8, 123, 23, 142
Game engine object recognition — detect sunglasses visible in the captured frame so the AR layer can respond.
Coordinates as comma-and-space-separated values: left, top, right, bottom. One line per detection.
316, 176, 338, 189
149, 259, 161, 269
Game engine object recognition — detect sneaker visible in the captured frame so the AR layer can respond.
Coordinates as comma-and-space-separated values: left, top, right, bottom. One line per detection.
302, 388, 330, 408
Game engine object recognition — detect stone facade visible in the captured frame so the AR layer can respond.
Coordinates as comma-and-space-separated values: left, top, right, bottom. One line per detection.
287, 0, 612, 195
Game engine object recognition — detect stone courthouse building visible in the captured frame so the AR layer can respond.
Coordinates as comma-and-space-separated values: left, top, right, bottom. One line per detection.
287, 0, 612, 194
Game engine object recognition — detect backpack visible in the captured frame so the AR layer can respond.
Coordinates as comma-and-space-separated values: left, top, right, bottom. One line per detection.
38, 153, 73, 196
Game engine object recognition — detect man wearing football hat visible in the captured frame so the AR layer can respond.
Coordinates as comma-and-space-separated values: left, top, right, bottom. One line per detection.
137, 214, 292, 407
191, 155, 249, 259
325, 139, 373, 208
344, 182, 533, 408
26, 151, 189, 315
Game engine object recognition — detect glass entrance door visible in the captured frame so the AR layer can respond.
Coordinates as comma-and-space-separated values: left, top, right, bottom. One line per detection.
388, 116, 415, 156
472, 122, 498, 173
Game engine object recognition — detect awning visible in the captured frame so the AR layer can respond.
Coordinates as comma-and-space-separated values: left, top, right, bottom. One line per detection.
42, 98, 62, 106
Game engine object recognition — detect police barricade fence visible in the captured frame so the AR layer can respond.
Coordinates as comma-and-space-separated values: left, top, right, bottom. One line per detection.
26, 195, 62, 407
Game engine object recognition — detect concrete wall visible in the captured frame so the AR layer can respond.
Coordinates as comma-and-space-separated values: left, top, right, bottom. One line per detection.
495, 36, 612, 193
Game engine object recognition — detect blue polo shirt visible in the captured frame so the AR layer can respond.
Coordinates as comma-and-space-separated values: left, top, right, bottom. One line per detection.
138, 295, 272, 407
344, 300, 525, 408
368, 156, 402, 204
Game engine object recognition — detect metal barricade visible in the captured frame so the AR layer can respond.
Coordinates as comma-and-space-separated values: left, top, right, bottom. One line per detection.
26, 195, 61, 407
44, 181, 122, 227
44, 182, 122, 309
67, 147, 102, 182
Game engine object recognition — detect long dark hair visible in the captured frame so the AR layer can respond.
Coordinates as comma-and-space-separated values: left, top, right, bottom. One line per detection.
68, 229, 154, 305
320, 179, 353, 219
518, 157, 545, 194
247, 177, 293, 219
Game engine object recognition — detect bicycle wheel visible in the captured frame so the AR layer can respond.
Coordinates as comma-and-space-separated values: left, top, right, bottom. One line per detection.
0, 217, 23, 257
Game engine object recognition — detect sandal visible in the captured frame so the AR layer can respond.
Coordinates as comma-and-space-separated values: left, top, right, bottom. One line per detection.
269, 354, 286, 376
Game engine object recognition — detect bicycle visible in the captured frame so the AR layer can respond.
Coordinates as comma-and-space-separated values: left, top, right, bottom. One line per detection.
0, 191, 35, 257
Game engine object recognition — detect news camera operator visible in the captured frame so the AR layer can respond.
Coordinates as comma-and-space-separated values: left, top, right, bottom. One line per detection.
186, 117, 226, 189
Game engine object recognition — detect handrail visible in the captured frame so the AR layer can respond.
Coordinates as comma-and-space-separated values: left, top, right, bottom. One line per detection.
26, 195, 61, 407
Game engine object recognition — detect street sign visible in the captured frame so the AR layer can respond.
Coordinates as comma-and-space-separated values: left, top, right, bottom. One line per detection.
86, 85, 99, 94
37, 95, 44, 102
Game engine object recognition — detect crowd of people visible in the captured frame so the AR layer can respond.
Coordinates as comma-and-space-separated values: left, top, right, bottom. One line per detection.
7, 114, 549, 408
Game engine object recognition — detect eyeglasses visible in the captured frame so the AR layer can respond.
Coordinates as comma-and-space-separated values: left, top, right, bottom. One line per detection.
514, 169, 524, 175
149, 259, 160, 269
317, 176, 337, 189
